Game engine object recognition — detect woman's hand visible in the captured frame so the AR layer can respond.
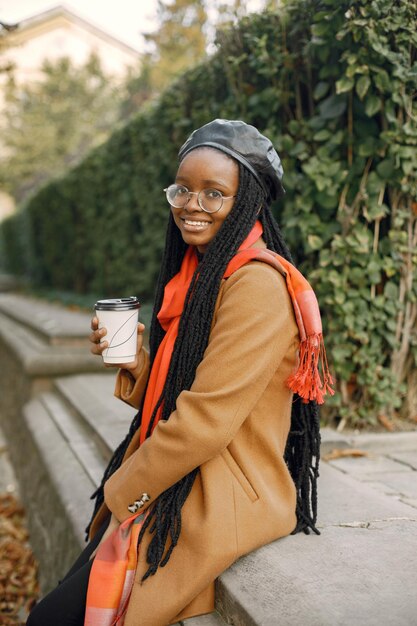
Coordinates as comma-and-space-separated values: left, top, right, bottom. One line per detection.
89, 317, 146, 379
89, 513, 120, 561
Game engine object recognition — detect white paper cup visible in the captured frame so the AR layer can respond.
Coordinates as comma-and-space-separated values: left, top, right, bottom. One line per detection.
94, 297, 140, 364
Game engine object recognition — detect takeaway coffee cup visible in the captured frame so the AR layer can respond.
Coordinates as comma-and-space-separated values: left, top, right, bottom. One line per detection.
94, 297, 140, 364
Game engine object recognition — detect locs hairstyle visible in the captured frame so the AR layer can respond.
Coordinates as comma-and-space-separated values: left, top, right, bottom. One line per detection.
86, 160, 320, 581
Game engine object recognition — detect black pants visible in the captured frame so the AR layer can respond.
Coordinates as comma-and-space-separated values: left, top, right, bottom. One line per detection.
26, 518, 110, 626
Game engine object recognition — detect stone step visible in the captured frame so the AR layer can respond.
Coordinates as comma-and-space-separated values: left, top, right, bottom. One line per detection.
0, 309, 103, 377
320, 427, 417, 455
215, 462, 417, 626
23, 394, 98, 541
21, 396, 96, 591
0, 293, 94, 345
40, 391, 107, 488
54, 373, 137, 461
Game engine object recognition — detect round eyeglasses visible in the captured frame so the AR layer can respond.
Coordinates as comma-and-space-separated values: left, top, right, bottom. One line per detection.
164, 184, 236, 214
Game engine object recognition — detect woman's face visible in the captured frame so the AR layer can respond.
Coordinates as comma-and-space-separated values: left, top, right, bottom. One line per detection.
171, 147, 239, 253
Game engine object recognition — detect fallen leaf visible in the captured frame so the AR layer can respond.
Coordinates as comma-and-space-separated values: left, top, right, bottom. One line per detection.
0, 493, 39, 624
378, 414, 395, 431
323, 448, 370, 461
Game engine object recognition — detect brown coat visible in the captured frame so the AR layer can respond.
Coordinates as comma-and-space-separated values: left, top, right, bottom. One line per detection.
89, 259, 299, 626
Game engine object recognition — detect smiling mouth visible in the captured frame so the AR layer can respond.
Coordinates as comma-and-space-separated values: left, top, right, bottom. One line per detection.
180, 218, 212, 231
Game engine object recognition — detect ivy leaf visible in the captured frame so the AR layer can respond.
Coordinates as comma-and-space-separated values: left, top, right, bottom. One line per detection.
376, 158, 395, 180
358, 136, 378, 157
307, 234, 323, 250
384, 280, 398, 302
365, 95, 381, 117
374, 69, 391, 92
313, 81, 329, 100
336, 76, 354, 94
313, 129, 332, 141
318, 94, 347, 119
311, 22, 330, 37
356, 75, 371, 100
368, 265, 381, 284
402, 160, 414, 175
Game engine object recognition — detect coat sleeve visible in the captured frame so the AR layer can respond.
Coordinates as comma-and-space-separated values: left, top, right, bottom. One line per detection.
114, 347, 150, 409
104, 262, 299, 522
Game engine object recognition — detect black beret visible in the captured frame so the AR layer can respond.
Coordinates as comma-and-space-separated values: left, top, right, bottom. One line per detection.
178, 119, 284, 201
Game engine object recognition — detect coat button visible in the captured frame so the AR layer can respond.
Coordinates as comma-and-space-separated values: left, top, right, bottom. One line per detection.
141, 493, 150, 502
128, 503, 138, 513
134, 499, 144, 509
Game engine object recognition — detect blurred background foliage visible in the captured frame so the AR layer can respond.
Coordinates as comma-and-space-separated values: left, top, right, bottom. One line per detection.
0, 0, 249, 207
0, 0, 416, 427
0, 54, 121, 205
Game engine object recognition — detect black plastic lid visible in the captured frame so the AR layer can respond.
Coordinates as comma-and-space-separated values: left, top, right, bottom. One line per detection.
94, 296, 140, 311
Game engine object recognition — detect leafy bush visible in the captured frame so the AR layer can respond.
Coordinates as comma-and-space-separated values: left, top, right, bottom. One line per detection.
1, 0, 416, 425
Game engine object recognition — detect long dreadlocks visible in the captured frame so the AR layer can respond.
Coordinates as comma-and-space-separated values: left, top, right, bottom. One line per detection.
85, 160, 321, 582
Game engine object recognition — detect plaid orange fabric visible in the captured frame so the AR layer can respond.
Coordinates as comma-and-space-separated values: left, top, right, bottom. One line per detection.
84, 220, 333, 624
85, 511, 148, 625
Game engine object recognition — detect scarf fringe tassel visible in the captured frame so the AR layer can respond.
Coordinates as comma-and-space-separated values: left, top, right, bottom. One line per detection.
287, 334, 335, 405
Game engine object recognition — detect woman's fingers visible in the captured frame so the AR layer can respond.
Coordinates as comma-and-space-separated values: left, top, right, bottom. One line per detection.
89, 317, 108, 355
90, 340, 108, 356
90, 316, 99, 331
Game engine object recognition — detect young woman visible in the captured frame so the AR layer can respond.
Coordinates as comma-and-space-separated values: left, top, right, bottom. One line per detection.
27, 119, 332, 626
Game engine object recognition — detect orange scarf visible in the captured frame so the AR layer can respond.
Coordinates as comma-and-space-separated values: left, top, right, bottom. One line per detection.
224, 245, 334, 404
85, 221, 333, 624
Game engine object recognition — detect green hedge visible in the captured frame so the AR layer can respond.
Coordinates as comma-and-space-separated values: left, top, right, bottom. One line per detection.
1, 0, 416, 425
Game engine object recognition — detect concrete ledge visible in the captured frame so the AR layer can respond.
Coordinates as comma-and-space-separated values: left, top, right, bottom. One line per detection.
216, 463, 417, 626
319, 427, 351, 454
21, 397, 95, 591
346, 431, 417, 453
0, 311, 103, 377
316, 462, 416, 525
41, 391, 107, 487
320, 428, 417, 455
54, 374, 136, 460
0, 293, 94, 345
217, 520, 417, 626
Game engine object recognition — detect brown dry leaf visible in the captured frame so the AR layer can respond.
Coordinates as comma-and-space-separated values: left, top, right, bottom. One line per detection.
0, 493, 39, 624
0, 495, 25, 517
1, 517, 27, 541
378, 414, 395, 431
323, 448, 370, 461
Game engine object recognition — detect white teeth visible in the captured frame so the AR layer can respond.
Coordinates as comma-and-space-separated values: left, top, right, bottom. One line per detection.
184, 220, 210, 226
